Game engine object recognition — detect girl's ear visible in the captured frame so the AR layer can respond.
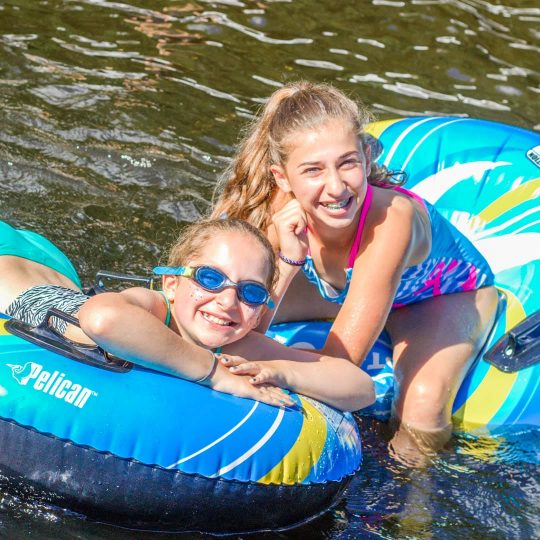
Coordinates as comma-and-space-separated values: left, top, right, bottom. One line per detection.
270, 164, 292, 193
162, 275, 178, 301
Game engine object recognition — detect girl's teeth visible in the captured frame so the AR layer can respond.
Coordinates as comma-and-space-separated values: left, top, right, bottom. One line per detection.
202, 313, 231, 326
323, 199, 349, 209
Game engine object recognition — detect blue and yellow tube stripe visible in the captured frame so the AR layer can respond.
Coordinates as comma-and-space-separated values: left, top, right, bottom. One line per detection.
368, 117, 540, 431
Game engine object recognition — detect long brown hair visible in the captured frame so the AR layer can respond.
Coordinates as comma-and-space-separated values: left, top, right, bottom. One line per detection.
212, 81, 398, 230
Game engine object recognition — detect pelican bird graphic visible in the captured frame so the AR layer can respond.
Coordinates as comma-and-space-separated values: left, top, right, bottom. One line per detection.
7, 362, 39, 385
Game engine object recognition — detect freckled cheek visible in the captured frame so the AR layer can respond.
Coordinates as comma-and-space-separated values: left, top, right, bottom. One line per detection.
188, 284, 210, 302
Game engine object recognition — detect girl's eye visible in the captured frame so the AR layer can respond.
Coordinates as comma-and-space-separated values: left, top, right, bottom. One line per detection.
340, 159, 360, 169
302, 167, 322, 176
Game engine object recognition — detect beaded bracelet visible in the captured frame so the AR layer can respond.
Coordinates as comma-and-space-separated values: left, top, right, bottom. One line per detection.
278, 251, 307, 267
193, 350, 218, 383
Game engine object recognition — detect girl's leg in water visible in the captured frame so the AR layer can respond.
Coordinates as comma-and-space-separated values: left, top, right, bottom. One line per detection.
385, 286, 498, 466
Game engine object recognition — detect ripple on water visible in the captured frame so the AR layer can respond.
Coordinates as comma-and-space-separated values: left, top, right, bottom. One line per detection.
30, 83, 123, 109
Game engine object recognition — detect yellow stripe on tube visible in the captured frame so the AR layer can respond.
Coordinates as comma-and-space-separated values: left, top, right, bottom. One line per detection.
453, 173, 534, 431
257, 397, 327, 485
452, 288, 524, 430
477, 178, 540, 222
365, 119, 401, 140
501, 287, 528, 331
0, 319, 8, 335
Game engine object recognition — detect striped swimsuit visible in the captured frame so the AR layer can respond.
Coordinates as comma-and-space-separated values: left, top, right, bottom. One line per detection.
1, 220, 87, 332
302, 185, 494, 308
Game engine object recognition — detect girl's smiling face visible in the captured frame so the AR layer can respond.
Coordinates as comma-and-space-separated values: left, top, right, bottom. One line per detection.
271, 119, 370, 232
162, 231, 271, 350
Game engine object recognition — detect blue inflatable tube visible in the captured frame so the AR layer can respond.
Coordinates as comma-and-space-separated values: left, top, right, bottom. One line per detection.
0, 313, 361, 533
269, 116, 540, 433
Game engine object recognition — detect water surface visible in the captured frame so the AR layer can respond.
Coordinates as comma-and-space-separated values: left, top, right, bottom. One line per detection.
0, 0, 539, 538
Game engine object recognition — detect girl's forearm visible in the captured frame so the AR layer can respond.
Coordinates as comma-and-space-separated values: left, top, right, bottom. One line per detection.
272, 357, 375, 412
77, 293, 298, 408
77, 296, 215, 382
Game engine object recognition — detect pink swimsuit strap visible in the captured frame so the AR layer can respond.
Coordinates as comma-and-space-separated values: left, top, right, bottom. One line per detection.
394, 186, 427, 209
347, 184, 373, 267
345, 185, 426, 267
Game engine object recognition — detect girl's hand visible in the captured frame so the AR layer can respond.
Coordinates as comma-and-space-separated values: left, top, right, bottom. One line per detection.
221, 355, 289, 391
210, 360, 295, 408
271, 198, 309, 263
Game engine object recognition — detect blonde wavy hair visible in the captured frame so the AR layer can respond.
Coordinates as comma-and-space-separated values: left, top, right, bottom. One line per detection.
166, 218, 278, 291
211, 81, 399, 230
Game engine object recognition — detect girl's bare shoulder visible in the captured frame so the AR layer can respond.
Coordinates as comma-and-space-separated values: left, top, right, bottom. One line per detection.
364, 187, 430, 264
118, 287, 163, 311
371, 187, 419, 221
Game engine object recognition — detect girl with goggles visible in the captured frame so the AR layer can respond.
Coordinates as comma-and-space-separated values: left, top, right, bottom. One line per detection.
76, 218, 374, 412
2, 217, 374, 410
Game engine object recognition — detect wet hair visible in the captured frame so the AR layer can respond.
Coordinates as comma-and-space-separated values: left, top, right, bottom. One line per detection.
166, 218, 277, 291
211, 81, 401, 230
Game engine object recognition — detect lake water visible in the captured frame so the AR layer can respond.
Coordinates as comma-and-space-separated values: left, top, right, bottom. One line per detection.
0, 0, 539, 538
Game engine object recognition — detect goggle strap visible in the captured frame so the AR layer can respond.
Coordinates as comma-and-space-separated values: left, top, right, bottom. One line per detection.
152, 266, 193, 277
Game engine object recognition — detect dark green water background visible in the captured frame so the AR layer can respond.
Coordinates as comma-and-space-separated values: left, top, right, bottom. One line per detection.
0, 0, 539, 538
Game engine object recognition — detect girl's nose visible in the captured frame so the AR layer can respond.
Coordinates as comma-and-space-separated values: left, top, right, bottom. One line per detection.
325, 168, 347, 196
215, 286, 238, 309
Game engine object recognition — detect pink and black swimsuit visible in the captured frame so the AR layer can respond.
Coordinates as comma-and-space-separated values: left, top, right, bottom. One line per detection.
301, 185, 494, 308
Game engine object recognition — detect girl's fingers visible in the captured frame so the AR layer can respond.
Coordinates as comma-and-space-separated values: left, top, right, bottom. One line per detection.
227, 368, 295, 406
228, 362, 260, 375
274, 200, 307, 230
258, 391, 294, 408
248, 370, 274, 385
273, 390, 295, 407
219, 354, 245, 367
274, 203, 309, 257
255, 383, 295, 407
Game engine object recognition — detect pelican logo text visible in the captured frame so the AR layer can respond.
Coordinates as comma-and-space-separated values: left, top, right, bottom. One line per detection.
8, 362, 97, 408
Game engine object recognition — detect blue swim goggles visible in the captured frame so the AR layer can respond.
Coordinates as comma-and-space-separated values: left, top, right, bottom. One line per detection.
153, 265, 274, 309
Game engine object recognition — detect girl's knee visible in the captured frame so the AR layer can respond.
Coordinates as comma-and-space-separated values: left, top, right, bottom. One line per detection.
395, 378, 452, 428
